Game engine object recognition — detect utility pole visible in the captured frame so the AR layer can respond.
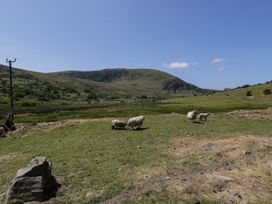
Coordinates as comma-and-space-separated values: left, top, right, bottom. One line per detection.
6, 58, 16, 122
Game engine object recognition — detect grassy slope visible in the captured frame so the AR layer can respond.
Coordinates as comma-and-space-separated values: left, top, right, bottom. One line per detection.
0, 66, 206, 107
0, 114, 272, 203
0, 65, 116, 103
54, 68, 206, 97
217, 82, 272, 100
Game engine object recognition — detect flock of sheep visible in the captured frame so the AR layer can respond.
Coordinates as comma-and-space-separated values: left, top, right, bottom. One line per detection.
187, 110, 210, 122
111, 111, 209, 130
112, 116, 145, 130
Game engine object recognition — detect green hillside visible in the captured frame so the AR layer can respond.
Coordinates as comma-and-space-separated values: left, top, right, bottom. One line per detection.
54, 68, 209, 96
218, 81, 272, 101
0, 65, 115, 105
0, 65, 208, 107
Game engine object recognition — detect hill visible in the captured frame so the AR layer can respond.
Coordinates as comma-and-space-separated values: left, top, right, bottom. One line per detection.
218, 81, 272, 101
53, 68, 208, 95
0, 65, 209, 106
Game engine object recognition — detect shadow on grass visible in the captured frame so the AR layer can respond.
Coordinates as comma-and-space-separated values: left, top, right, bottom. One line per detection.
112, 127, 150, 131
132, 127, 150, 131
192, 121, 205, 125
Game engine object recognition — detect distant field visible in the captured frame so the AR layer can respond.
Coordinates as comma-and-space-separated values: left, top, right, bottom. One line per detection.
0, 110, 272, 203
0, 95, 270, 123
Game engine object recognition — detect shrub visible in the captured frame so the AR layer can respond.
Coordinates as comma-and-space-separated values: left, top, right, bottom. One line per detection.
246, 90, 252, 96
263, 89, 271, 95
21, 101, 38, 107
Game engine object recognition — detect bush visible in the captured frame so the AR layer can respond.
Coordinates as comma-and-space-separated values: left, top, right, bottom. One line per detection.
246, 90, 252, 96
241, 84, 250, 88
263, 89, 271, 95
21, 101, 38, 107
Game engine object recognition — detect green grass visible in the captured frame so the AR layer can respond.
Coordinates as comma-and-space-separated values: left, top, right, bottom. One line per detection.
1, 114, 271, 203
122, 189, 221, 204
217, 82, 272, 100
3, 95, 269, 123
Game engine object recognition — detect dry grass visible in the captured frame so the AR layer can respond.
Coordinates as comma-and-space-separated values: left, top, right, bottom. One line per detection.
226, 108, 272, 120
139, 135, 272, 203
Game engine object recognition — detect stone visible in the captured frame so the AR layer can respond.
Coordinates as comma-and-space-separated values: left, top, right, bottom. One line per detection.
16, 157, 51, 178
5, 157, 60, 203
0, 126, 6, 137
201, 143, 216, 150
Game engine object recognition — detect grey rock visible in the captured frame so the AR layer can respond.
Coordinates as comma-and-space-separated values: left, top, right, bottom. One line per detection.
0, 126, 6, 137
5, 157, 60, 203
201, 143, 216, 150
16, 157, 51, 178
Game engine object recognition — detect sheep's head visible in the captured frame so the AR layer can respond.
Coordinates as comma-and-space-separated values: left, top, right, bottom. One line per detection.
192, 110, 199, 115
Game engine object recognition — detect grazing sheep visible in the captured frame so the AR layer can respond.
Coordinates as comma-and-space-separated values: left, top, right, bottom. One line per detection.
199, 112, 210, 121
127, 116, 144, 130
187, 110, 199, 122
111, 119, 127, 130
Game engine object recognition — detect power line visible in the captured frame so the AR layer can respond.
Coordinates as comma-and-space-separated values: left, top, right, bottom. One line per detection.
6, 58, 16, 121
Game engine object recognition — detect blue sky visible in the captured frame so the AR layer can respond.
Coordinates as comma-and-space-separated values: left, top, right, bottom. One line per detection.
1, 0, 272, 90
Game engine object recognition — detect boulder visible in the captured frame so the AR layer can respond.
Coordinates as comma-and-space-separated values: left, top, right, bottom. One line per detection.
0, 126, 6, 137
5, 157, 60, 203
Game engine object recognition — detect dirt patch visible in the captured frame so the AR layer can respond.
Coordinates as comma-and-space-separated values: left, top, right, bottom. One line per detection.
0, 153, 17, 163
103, 135, 272, 203
226, 108, 272, 120
9, 119, 90, 136
165, 135, 272, 203
35, 119, 89, 130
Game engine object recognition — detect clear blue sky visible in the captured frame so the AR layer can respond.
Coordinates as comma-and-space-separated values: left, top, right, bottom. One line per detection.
1, 0, 272, 90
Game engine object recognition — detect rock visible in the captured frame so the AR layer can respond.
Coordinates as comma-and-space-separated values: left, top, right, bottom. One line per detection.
0, 126, 6, 137
5, 157, 60, 203
201, 143, 217, 150
16, 157, 51, 178
4, 113, 16, 131
234, 192, 243, 199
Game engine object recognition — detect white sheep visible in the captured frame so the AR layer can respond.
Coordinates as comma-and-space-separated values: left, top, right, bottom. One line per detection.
187, 110, 199, 122
199, 112, 210, 121
111, 119, 127, 130
127, 116, 144, 130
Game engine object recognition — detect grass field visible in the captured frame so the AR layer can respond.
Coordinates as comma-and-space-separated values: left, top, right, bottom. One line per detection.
1, 108, 272, 203
1, 95, 269, 124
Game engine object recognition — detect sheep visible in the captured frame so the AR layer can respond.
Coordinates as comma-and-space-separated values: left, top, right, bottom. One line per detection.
127, 116, 144, 130
199, 112, 210, 121
111, 119, 127, 130
187, 110, 199, 122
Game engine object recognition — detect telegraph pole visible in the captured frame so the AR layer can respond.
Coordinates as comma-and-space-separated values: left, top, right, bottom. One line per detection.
6, 58, 16, 121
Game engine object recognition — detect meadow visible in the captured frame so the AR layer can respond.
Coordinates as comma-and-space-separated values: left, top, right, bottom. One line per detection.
0, 95, 271, 124
0, 95, 272, 204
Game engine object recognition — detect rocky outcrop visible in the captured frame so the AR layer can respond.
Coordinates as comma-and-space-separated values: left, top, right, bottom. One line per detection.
5, 157, 60, 203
